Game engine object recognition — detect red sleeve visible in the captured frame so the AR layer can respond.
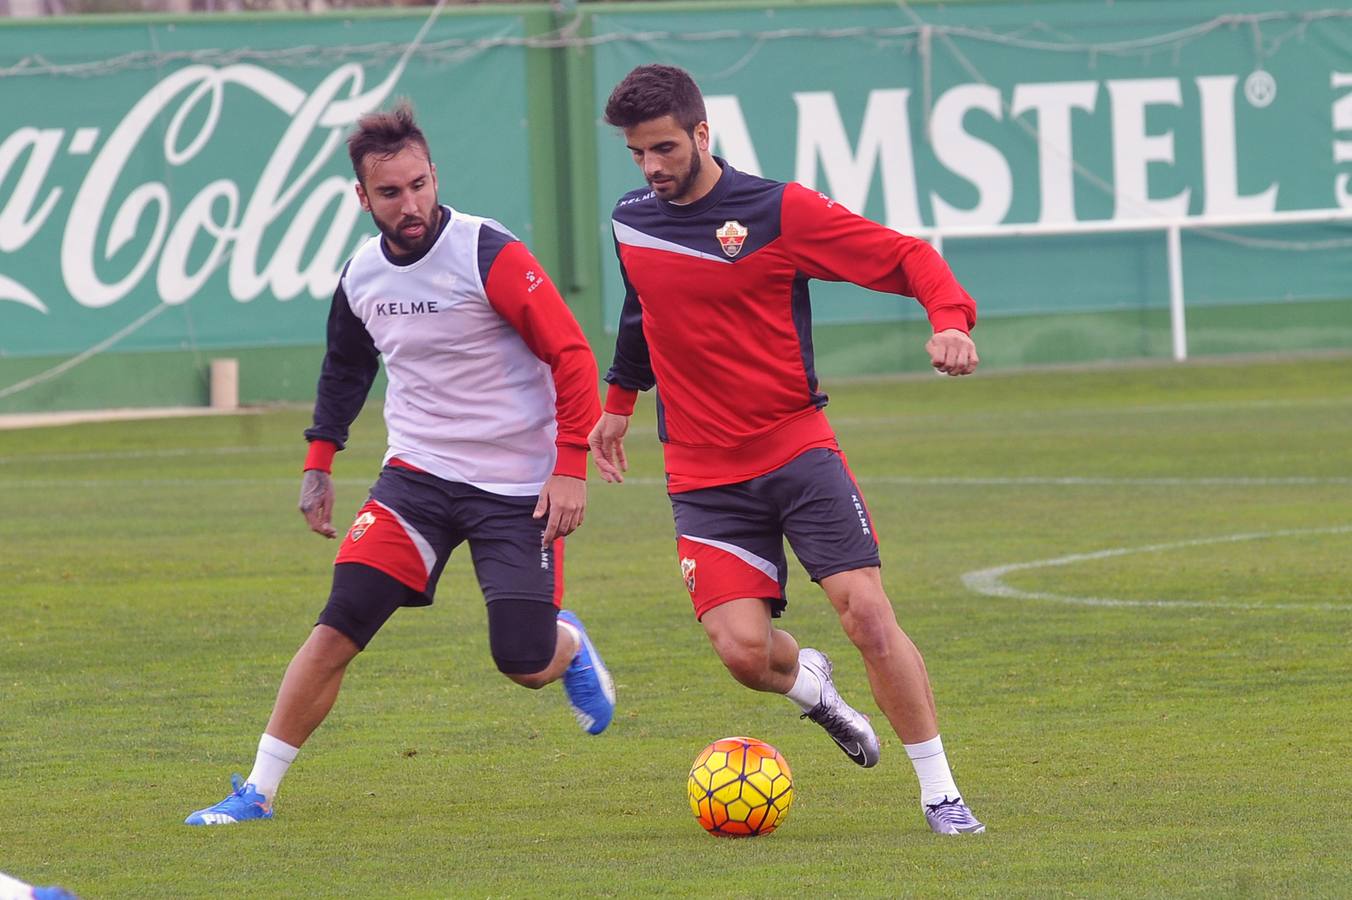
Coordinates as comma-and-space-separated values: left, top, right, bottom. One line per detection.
304, 439, 338, 473
484, 241, 601, 480
778, 182, 976, 334
604, 383, 638, 416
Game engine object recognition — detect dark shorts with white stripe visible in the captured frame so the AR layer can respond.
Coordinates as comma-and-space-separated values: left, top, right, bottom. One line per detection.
317, 464, 562, 668
668, 447, 881, 621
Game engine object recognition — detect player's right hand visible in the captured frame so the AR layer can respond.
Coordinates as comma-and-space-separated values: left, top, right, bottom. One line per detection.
299, 469, 337, 538
925, 328, 979, 376
588, 412, 630, 484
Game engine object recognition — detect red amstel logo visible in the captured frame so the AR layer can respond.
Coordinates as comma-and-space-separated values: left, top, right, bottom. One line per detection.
716, 220, 748, 258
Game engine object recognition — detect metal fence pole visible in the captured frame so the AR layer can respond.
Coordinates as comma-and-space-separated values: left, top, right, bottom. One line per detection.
1167, 224, 1188, 361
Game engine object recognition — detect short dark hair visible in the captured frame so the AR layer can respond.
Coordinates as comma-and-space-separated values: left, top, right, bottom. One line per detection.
603, 64, 707, 133
346, 99, 430, 183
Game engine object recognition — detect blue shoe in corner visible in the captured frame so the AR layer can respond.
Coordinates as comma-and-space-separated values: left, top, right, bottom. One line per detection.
558, 609, 615, 735
184, 774, 273, 825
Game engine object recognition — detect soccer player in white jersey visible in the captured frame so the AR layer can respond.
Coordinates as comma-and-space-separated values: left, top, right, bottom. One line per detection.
185, 101, 614, 826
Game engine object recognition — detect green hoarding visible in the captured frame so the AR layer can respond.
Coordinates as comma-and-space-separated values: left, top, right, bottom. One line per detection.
0, 8, 546, 411
2, 1, 1350, 413
0, 11, 540, 358
586, 0, 1352, 368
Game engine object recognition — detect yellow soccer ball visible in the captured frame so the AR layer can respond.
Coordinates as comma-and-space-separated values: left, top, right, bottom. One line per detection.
687, 736, 793, 837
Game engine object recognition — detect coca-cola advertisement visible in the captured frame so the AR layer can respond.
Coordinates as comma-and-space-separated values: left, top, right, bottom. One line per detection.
0, 13, 534, 364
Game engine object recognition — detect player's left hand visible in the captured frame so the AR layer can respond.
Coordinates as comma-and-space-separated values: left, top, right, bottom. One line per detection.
925, 328, 979, 376
588, 412, 630, 483
298, 469, 337, 538
534, 474, 587, 545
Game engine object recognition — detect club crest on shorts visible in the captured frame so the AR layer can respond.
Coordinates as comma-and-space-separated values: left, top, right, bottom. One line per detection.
716, 220, 748, 258
348, 511, 377, 541
680, 556, 697, 593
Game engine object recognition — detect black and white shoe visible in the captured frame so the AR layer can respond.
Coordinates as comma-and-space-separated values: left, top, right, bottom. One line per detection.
798, 647, 881, 768
924, 796, 985, 834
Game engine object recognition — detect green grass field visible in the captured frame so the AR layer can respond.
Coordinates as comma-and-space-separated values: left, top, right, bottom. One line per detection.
3, 355, 1350, 898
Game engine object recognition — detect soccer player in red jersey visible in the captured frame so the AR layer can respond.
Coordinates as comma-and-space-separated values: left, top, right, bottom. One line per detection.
589, 65, 983, 834
185, 102, 614, 825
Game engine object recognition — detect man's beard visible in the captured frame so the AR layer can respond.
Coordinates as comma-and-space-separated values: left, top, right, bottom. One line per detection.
651, 150, 702, 203
376, 203, 441, 255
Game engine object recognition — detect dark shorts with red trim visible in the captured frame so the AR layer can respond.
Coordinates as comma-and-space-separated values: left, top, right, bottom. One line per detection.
668, 447, 881, 620
321, 464, 563, 646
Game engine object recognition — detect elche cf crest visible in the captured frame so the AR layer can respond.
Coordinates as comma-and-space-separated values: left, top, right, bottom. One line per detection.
716, 220, 748, 258
680, 557, 697, 593
349, 511, 376, 541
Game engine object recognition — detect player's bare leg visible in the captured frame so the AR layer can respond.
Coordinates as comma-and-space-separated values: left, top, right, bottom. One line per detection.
821, 566, 984, 833
185, 624, 358, 825
264, 624, 361, 746
699, 597, 799, 693
701, 597, 880, 767
819, 568, 937, 742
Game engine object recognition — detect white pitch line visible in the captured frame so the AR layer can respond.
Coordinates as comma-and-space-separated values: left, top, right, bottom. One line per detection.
829, 393, 1352, 427
0, 444, 381, 466
0, 478, 374, 489
961, 525, 1352, 611
1, 472, 1348, 490
869, 475, 1352, 486
0, 445, 295, 465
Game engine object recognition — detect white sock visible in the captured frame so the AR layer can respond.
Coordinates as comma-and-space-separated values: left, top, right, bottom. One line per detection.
557, 620, 581, 661
0, 871, 36, 897
905, 734, 962, 807
246, 733, 299, 802
785, 663, 823, 712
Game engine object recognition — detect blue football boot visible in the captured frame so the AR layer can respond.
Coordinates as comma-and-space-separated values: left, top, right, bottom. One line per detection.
184, 774, 273, 825
557, 610, 615, 735
32, 888, 81, 900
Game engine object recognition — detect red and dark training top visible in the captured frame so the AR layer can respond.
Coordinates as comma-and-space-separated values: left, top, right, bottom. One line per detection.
604, 159, 976, 493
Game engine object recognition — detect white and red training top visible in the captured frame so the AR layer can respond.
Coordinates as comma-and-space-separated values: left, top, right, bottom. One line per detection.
304, 205, 599, 496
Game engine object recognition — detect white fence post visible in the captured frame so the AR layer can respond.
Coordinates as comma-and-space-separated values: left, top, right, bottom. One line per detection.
209, 358, 240, 411
902, 207, 1352, 365
1166, 224, 1188, 362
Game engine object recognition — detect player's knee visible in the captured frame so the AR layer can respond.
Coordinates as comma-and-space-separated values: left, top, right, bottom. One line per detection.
302, 624, 362, 670
487, 598, 558, 685
837, 596, 898, 657
710, 633, 772, 686
846, 621, 895, 661
722, 655, 770, 688
502, 667, 553, 689
490, 644, 556, 684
